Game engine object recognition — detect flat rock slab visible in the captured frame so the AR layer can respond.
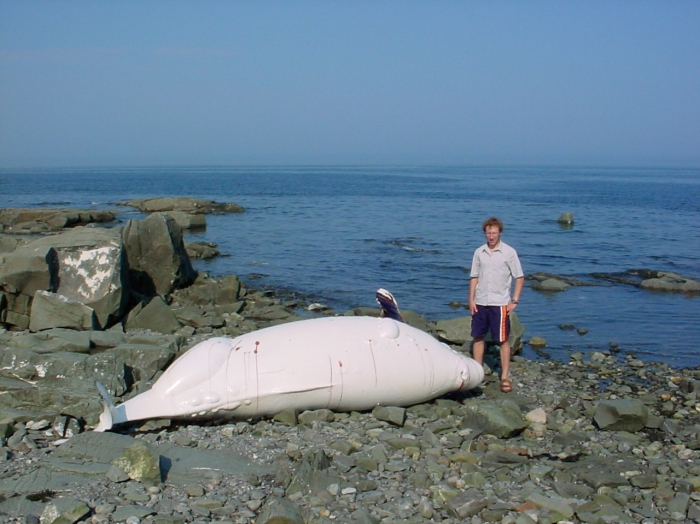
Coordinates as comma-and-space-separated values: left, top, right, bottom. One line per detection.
0, 431, 273, 496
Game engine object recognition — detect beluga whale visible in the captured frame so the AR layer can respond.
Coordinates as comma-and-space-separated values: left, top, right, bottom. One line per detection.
94, 289, 484, 431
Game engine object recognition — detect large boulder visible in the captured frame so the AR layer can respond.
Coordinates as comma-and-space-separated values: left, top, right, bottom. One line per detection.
23, 227, 128, 329
122, 213, 197, 297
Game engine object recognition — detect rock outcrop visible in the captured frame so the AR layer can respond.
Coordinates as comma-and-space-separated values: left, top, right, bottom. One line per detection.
0, 208, 117, 234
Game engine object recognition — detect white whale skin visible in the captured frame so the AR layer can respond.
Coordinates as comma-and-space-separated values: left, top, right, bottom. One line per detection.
95, 316, 483, 431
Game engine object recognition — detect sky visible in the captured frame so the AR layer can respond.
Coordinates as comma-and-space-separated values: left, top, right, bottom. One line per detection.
1, 1, 698, 168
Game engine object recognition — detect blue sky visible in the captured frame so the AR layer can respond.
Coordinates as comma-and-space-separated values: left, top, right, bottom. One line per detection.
1, 1, 698, 167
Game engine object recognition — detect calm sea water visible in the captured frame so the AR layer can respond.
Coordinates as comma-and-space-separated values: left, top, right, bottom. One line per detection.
2, 165, 699, 368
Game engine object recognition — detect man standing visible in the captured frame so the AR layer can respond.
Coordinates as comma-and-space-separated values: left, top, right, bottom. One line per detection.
469, 217, 524, 393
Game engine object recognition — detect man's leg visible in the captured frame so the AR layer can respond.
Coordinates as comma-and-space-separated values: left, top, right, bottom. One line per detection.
472, 337, 485, 364
499, 340, 511, 381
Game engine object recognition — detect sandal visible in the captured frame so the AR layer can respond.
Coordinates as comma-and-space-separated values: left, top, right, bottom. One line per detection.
500, 378, 512, 393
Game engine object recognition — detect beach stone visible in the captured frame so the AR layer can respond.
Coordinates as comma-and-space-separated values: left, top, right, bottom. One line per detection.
444, 488, 489, 518
255, 496, 304, 524
594, 399, 649, 431
39, 497, 91, 524
529, 336, 546, 348
372, 405, 406, 426
110, 441, 162, 485
121, 213, 196, 297
29, 291, 98, 332
461, 398, 527, 438
526, 492, 574, 519
111, 505, 156, 522
298, 409, 335, 425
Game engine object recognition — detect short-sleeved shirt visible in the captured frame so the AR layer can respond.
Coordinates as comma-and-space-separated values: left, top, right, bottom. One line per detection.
470, 240, 524, 306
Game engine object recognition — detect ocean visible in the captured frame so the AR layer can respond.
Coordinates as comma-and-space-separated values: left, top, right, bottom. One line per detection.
2, 165, 699, 368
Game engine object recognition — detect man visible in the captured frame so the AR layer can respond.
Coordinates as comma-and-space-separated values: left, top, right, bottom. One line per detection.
469, 217, 524, 393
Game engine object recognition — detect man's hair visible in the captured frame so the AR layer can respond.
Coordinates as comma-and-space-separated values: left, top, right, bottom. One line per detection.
482, 216, 504, 232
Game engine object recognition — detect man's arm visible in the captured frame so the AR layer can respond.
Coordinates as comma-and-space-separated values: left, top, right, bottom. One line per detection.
469, 277, 479, 315
507, 276, 524, 313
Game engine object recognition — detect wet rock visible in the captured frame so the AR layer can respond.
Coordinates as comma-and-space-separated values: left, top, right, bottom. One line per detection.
531, 278, 569, 292
557, 211, 574, 225
184, 241, 220, 260
640, 271, 700, 293
117, 197, 243, 215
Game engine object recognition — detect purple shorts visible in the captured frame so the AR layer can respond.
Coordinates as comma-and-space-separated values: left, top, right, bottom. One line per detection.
471, 305, 510, 343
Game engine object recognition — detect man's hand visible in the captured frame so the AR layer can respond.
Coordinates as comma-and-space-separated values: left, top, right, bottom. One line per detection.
469, 301, 478, 315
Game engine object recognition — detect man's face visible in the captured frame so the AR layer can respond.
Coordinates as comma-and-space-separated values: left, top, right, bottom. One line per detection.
484, 225, 501, 249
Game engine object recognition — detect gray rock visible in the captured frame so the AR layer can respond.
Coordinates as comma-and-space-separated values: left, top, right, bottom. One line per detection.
40, 497, 91, 524
594, 399, 649, 431
256, 496, 305, 524
107, 342, 177, 382
444, 488, 489, 518
461, 398, 528, 438
557, 211, 574, 224
434, 316, 472, 345
122, 213, 196, 297
185, 241, 220, 260
117, 197, 244, 215
372, 406, 406, 426
164, 211, 206, 230
34, 228, 126, 326
0, 243, 55, 297
110, 441, 162, 485
640, 272, 700, 293
531, 278, 570, 292
0, 208, 116, 233
30, 291, 98, 332
298, 409, 335, 425
125, 296, 182, 334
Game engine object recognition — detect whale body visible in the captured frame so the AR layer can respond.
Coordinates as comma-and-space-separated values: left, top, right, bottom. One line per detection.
95, 315, 483, 431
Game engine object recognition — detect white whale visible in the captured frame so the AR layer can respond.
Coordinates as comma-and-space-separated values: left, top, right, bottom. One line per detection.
95, 303, 483, 431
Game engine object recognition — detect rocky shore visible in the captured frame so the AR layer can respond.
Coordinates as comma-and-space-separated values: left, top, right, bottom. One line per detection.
1, 201, 700, 524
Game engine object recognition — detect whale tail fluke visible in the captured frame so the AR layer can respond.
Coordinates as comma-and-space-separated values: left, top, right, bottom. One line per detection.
376, 288, 404, 322
94, 381, 115, 432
